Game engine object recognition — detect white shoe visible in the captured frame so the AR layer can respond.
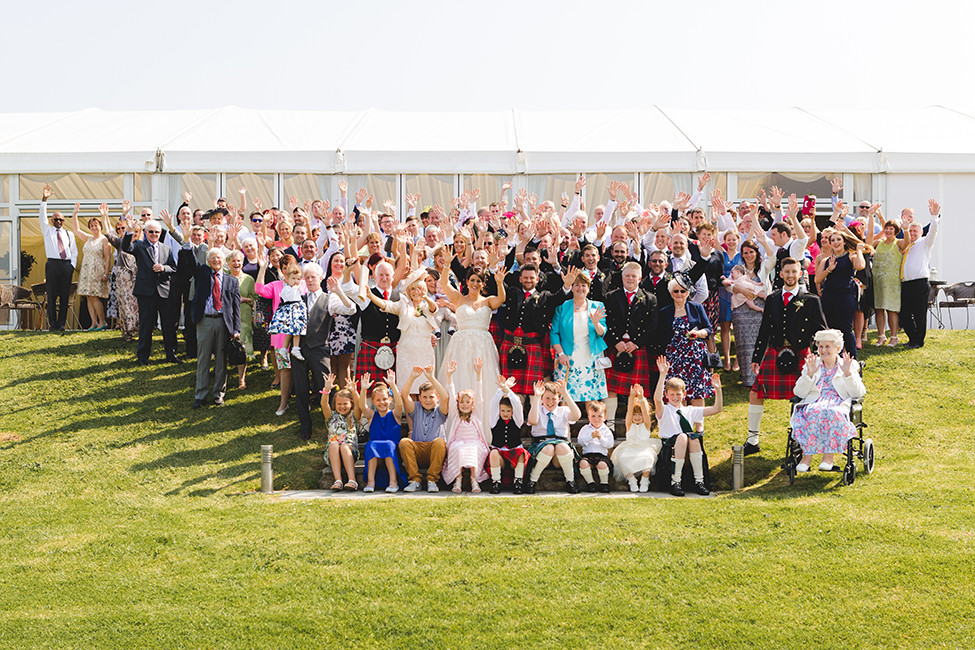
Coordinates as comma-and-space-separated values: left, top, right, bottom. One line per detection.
363, 485, 375, 493
385, 485, 399, 493
628, 477, 639, 493
639, 476, 650, 493
290, 347, 304, 361
274, 407, 287, 416
403, 481, 421, 492
427, 481, 440, 492
818, 462, 833, 472
796, 463, 810, 473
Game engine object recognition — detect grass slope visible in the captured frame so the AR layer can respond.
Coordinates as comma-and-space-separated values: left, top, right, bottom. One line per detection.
1, 330, 974, 649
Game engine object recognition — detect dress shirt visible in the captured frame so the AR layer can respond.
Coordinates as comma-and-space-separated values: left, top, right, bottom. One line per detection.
410, 406, 447, 443
577, 423, 615, 455
530, 405, 573, 439
38, 201, 78, 265
204, 271, 222, 315
902, 215, 940, 281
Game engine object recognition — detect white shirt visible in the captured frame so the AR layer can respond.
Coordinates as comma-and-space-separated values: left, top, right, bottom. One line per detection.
577, 423, 615, 455
658, 403, 704, 440
530, 404, 574, 439
901, 215, 940, 281
38, 201, 78, 266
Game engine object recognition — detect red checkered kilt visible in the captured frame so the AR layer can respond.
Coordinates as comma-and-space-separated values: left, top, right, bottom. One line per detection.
493, 445, 530, 468
540, 336, 555, 377
500, 339, 547, 395
355, 339, 398, 382
605, 348, 652, 395
489, 317, 503, 351
703, 291, 720, 330
752, 347, 807, 401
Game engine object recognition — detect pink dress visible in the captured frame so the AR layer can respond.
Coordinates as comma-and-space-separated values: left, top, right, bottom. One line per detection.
442, 381, 490, 484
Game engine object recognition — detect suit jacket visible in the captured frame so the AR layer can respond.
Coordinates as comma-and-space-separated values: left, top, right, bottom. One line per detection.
177, 243, 209, 300
302, 291, 332, 350
191, 267, 241, 335
653, 301, 712, 356
604, 287, 657, 349
123, 235, 177, 298
641, 272, 674, 310
752, 287, 826, 364
501, 285, 569, 334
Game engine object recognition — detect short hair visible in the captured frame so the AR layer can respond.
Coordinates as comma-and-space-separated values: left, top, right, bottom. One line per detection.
499, 396, 512, 409
621, 261, 642, 275
365, 232, 382, 243
375, 260, 395, 275
581, 244, 600, 255
541, 381, 560, 396
586, 401, 607, 414
571, 272, 591, 287
780, 256, 801, 270
814, 329, 844, 346
190, 225, 206, 235
770, 222, 792, 237
696, 221, 716, 235
883, 220, 902, 235
649, 249, 668, 262
417, 382, 436, 395
370, 383, 390, 399
519, 263, 539, 275
226, 250, 243, 263
303, 262, 324, 277
665, 377, 686, 393
206, 248, 225, 262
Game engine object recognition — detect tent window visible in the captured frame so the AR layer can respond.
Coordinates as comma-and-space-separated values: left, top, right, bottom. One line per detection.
524, 175, 575, 209
225, 173, 274, 212
19, 174, 124, 201
404, 175, 454, 215
346, 175, 396, 214
0, 176, 7, 203
283, 175, 331, 207
168, 174, 217, 212
133, 174, 153, 203
463, 175, 513, 207
736, 173, 838, 202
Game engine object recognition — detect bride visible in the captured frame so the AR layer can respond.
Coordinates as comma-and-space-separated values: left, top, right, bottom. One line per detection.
438, 257, 506, 440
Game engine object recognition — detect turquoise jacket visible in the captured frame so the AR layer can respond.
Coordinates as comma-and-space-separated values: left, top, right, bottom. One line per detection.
550, 299, 607, 357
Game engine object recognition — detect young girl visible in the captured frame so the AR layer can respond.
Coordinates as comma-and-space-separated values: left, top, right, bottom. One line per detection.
355, 370, 406, 493
268, 258, 307, 361
487, 375, 528, 494
653, 356, 723, 497
790, 329, 866, 472
321, 373, 361, 491
577, 401, 615, 493
442, 359, 491, 493
611, 384, 662, 493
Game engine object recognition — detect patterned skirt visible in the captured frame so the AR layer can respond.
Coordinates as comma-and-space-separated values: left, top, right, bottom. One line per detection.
665, 317, 714, 400
268, 301, 307, 337
554, 356, 607, 402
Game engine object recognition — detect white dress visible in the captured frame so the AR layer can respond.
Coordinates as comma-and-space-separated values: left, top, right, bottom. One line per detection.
437, 303, 501, 442
611, 422, 663, 479
386, 297, 438, 391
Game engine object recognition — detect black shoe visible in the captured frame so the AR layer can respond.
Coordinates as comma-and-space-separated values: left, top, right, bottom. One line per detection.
298, 429, 311, 441
670, 481, 685, 497
513, 478, 524, 494
598, 483, 610, 493
137, 359, 150, 366
584, 481, 597, 493
167, 356, 182, 364
743, 441, 761, 456
490, 480, 501, 494
565, 480, 579, 494
694, 481, 710, 496
213, 395, 224, 406
906, 343, 923, 349
192, 399, 205, 409
524, 479, 536, 494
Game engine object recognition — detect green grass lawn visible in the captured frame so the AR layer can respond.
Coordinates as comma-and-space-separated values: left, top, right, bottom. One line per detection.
1, 329, 974, 649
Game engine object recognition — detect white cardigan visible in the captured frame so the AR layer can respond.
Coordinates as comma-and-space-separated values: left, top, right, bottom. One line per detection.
793, 364, 866, 409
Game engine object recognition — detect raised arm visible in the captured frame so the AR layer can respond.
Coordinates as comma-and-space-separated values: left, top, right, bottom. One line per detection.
70, 203, 93, 242
359, 373, 374, 419
701, 373, 723, 416
653, 356, 668, 419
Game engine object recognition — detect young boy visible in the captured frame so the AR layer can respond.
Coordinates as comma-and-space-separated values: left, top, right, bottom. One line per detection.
576, 401, 615, 493
400, 365, 450, 492
487, 375, 528, 494
525, 378, 582, 493
654, 356, 723, 496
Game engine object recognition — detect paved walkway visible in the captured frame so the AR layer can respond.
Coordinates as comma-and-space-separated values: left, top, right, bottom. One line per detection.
273, 489, 714, 500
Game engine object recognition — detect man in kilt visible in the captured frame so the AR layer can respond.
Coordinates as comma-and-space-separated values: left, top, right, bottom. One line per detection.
499, 263, 569, 400
604, 261, 657, 435
745, 257, 826, 455
353, 261, 400, 382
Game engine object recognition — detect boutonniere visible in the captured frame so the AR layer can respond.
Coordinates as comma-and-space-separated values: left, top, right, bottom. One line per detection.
792, 298, 805, 309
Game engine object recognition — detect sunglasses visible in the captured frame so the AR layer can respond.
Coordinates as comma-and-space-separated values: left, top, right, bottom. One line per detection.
51, 218, 64, 222
251, 218, 263, 223
671, 288, 688, 294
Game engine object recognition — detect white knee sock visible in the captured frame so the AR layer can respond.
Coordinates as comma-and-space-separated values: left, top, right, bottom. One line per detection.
597, 467, 610, 484
747, 404, 764, 444
530, 453, 553, 481
689, 452, 704, 482
604, 395, 618, 432
557, 452, 575, 481
580, 466, 594, 484
514, 462, 525, 479
490, 465, 501, 481
672, 458, 685, 484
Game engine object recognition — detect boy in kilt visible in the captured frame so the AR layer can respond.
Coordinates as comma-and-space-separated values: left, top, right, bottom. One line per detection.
499, 263, 569, 398
604, 261, 658, 435
745, 257, 827, 455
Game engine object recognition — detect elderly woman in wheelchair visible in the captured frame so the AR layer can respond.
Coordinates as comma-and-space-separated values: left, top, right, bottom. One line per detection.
789, 329, 867, 474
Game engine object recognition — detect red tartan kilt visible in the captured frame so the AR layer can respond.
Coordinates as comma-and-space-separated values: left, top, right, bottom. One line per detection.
605, 348, 652, 395
489, 317, 503, 350
500, 339, 547, 394
493, 446, 530, 467
355, 339, 398, 382
540, 337, 555, 377
752, 347, 807, 401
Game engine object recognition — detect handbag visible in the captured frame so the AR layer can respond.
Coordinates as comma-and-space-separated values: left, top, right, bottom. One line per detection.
776, 347, 799, 373
595, 354, 612, 370
226, 336, 247, 366
613, 351, 635, 373
702, 351, 723, 370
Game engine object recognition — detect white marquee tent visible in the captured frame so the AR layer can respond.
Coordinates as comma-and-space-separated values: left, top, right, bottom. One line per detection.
1, 106, 972, 326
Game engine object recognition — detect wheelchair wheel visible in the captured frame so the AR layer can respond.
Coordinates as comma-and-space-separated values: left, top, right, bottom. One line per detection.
785, 435, 800, 485
862, 439, 875, 475
842, 460, 856, 486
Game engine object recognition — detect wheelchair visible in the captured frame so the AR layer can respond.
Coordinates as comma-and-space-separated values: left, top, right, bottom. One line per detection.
783, 361, 875, 486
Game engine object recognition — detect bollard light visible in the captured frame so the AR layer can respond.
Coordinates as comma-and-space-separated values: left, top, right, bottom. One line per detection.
260, 445, 274, 494
732, 445, 744, 491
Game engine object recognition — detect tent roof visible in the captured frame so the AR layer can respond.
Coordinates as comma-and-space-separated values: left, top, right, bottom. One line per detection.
1, 106, 974, 175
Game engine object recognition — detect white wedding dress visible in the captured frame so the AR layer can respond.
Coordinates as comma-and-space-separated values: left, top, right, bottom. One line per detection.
438, 303, 501, 442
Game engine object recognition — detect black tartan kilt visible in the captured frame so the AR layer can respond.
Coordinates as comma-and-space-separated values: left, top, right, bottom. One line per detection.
652, 435, 711, 492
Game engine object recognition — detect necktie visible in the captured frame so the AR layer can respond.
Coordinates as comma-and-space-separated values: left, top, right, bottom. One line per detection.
56, 229, 67, 260
152, 244, 159, 264
212, 272, 222, 311
546, 411, 556, 437
900, 241, 913, 279
383, 290, 389, 301
652, 276, 659, 287
525, 291, 531, 299
783, 291, 792, 307
626, 291, 634, 304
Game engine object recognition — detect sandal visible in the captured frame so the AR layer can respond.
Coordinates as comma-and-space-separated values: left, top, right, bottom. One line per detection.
344, 480, 358, 491
888, 336, 899, 347
471, 482, 482, 493
876, 336, 888, 346
452, 481, 462, 493
331, 479, 344, 491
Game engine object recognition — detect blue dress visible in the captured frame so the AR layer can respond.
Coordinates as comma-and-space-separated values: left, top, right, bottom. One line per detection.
719, 250, 742, 322
363, 410, 407, 488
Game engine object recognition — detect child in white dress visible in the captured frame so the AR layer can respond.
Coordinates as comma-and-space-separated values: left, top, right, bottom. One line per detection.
611, 384, 662, 492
